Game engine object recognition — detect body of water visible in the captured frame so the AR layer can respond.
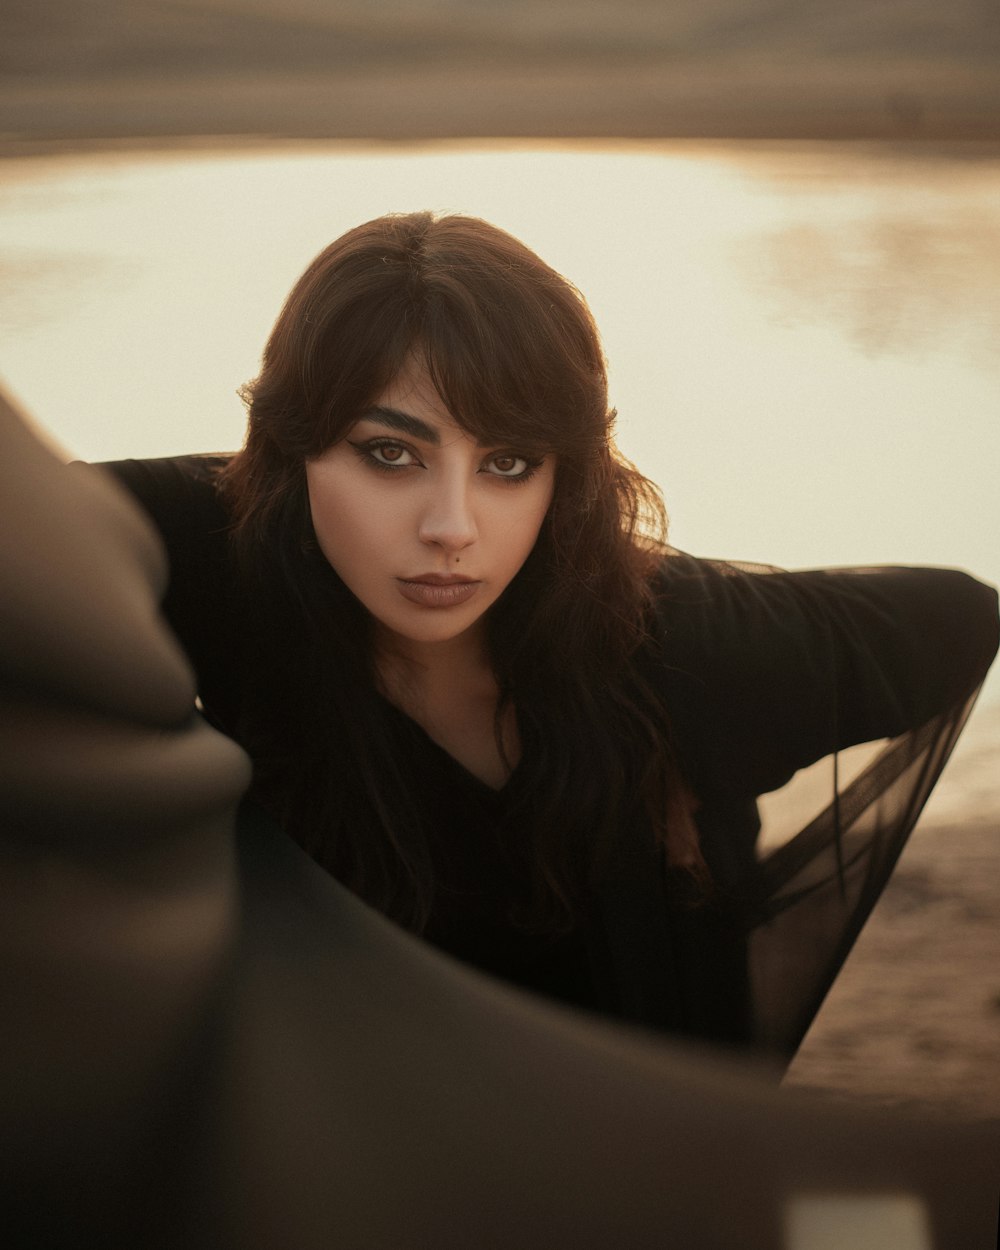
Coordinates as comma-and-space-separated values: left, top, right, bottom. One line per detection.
2, 140, 998, 726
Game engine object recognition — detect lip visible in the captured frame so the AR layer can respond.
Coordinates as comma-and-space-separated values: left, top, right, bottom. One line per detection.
397, 576, 481, 608
402, 573, 477, 586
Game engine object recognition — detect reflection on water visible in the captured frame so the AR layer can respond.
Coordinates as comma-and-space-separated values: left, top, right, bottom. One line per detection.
0, 249, 136, 333
745, 213, 1000, 362
733, 146, 1000, 366
0, 139, 997, 704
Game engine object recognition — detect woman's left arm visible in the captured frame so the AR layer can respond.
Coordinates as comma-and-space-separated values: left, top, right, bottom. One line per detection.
655, 556, 999, 799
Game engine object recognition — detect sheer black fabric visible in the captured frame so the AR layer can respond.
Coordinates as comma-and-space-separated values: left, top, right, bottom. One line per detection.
653, 552, 992, 1051
748, 609, 984, 1051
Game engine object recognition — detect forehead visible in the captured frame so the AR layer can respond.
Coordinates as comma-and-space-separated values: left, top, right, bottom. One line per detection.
358, 357, 478, 445
358, 349, 555, 456
372, 359, 453, 424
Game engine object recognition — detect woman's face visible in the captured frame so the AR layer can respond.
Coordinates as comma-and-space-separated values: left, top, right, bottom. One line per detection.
305, 355, 556, 656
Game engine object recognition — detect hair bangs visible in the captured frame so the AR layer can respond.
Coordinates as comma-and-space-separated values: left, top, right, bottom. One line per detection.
415, 297, 608, 464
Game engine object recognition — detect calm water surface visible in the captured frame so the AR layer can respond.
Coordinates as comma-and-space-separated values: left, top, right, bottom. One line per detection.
2, 140, 997, 720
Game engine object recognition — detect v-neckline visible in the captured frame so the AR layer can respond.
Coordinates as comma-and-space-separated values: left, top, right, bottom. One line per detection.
378, 693, 516, 797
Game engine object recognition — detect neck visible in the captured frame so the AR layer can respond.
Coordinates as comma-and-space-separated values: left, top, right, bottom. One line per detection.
374, 622, 497, 710
374, 621, 518, 788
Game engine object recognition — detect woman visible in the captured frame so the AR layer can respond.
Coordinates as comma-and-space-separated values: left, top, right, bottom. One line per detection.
100, 211, 998, 1055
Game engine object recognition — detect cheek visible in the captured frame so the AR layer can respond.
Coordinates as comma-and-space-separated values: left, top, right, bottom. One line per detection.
307, 470, 383, 571
494, 493, 553, 570
523, 478, 556, 545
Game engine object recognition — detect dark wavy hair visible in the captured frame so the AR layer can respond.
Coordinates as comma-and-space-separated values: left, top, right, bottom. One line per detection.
219, 211, 702, 933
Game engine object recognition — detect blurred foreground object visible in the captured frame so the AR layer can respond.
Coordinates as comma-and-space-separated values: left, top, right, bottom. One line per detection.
0, 384, 997, 1247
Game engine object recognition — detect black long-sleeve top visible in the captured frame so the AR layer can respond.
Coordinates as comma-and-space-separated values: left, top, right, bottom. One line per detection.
9, 416, 1000, 1250
95, 453, 999, 1053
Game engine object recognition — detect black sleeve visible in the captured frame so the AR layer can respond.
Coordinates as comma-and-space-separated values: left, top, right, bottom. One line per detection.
78, 455, 242, 735
653, 554, 999, 799
93, 455, 231, 542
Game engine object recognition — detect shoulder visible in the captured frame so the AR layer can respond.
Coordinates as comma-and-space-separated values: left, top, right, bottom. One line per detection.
73, 456, 245, 713
75, 455, 238, 609
84, 454, 234, 540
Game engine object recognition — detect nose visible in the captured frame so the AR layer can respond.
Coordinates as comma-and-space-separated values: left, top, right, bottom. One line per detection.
417, 474, 478, 554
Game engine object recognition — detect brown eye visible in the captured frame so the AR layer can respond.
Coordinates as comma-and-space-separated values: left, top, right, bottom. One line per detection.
369, 441, 415, 467
347, 438, 420, 472
486, 453, 533, 478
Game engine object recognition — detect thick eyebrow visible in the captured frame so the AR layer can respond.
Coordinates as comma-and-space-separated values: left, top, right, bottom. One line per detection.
354, 405, 441, 446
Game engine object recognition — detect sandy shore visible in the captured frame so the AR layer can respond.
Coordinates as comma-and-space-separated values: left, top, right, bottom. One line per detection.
786, 818, 1000, 1120
788, 701, 1000, 1119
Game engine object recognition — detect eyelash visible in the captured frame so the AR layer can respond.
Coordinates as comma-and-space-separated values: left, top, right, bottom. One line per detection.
348, 438, 544, 485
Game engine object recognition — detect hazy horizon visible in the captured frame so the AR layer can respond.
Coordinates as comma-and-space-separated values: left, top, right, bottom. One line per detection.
3, 0, 998, 145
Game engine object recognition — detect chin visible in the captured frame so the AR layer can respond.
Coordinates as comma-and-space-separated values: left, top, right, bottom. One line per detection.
383, 613, 486, 649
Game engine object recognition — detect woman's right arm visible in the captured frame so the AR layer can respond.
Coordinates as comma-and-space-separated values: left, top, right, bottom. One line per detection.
76, 455, 241, 731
